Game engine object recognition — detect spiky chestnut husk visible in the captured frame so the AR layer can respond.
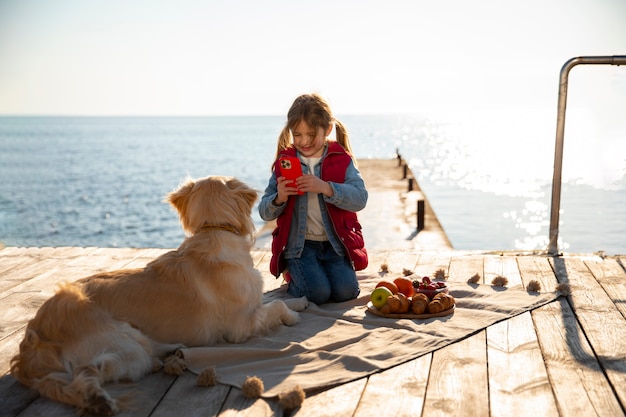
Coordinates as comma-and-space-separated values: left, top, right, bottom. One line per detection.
468, 273, 481, 284
197, 366, 217, 387
527, 280, 542, 292
163, 354, 186, 375
491, 275, 509, 287
434, 269, 446, 280
279, 385, 306, 409
556, 282, 572, 296
242, 376, 264, 398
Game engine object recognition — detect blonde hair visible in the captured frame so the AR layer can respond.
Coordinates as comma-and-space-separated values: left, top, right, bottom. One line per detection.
274, 93, 355, 162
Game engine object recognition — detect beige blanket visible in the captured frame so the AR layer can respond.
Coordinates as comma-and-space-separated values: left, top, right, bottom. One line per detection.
180, 274, 559, 397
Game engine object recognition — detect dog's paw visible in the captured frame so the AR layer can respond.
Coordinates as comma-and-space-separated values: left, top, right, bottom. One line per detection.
282, 310, 300, 327
285, 296, 309, 312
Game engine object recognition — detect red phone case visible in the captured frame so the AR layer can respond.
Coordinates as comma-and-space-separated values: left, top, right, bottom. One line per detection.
279, 157, 304, 194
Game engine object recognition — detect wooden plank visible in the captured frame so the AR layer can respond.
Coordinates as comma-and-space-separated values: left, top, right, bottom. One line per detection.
292, 378, 367, 417
551, 256, 626, 410
10, 393, 77, 416
0, 374, 39, 417
354, 354, 432, 417
518, 256, 625, 417
0, 247, 151, 296
482, 255, 500, 284
1, 247, 58, 258
0, 247, 87, 293
217, 387, 283, 416
584, 258, 626, 319
0, 253, 39, 276
151, 372, 231, 417
487, 312, 559, 417
350, 248, 422, 278
363, 249, 392, 277
485, 256, 558, 417
412, 254, 488, 416
412, 252, 452, 279
14, 372, 177, 417
1, 338, 39, 412
448, 254, 484, 283
421, 331, 489, 417
380, 249, 421, 276
0, 247, 24, 256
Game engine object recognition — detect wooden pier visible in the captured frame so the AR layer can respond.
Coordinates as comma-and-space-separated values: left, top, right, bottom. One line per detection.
1, 247, 625, 417
1, 158, 625, 416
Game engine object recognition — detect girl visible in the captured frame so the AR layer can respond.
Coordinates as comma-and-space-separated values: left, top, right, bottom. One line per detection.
258, 93, 368, 305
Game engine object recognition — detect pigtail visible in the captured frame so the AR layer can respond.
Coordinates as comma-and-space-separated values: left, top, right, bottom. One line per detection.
272, 126, 292, 170
334, 119, 357, 166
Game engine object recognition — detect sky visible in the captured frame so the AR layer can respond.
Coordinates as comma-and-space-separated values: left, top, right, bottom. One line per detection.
0, 0, 625, 116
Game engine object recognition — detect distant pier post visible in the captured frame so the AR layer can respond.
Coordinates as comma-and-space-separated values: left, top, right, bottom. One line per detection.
417, 199, 425, 231
397, 151, 425, 231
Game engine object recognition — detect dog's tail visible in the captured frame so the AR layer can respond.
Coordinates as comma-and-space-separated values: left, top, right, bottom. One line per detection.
9, 285, 82, 385
10, 283, 134, 415
10, 329, 123, 414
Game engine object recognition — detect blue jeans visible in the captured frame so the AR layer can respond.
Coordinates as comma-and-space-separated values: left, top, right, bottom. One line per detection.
286, 240, 360, 305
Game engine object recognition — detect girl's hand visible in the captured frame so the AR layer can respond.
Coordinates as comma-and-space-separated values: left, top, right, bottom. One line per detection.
296, 174, 333, 197
274, 176, 300, 204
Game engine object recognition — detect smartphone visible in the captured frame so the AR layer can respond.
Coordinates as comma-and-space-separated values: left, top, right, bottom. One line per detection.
278, 156, 304, 194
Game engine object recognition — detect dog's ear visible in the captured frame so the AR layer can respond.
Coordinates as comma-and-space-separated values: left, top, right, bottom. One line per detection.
240, 186, 259, 209
167, 178, 195, 216
227, 178, 258, 209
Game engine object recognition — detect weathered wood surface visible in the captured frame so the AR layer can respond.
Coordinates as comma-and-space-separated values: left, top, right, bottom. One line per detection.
1, 247, 625, 417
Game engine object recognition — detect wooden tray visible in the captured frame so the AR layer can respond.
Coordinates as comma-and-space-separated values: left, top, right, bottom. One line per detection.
366, 301, 455, 319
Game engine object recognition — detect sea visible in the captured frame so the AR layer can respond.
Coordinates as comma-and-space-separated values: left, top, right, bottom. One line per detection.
1, 115, 624, 255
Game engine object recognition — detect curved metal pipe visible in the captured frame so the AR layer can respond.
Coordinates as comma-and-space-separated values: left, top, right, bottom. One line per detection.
547, 55, 626, 256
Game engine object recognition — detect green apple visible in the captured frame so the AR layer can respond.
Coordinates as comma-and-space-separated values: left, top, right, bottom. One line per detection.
370, 286, 393, 309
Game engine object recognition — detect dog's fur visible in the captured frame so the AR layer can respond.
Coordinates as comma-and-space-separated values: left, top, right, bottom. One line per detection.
10, 176, 308, 415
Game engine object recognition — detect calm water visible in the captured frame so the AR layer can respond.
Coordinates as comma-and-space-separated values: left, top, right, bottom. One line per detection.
1, 115, 624, 254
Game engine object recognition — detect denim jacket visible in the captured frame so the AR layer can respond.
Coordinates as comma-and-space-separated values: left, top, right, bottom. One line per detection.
259, 143, 368, 265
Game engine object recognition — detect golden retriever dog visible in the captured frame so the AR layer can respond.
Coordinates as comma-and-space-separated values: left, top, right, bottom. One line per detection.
10, 176, 308, 416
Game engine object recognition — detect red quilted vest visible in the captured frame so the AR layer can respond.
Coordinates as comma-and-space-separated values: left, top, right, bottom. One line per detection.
269, 142, 368, 277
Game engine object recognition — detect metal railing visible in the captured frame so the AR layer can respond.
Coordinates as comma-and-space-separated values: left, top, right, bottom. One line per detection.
547, 55, 626, 256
